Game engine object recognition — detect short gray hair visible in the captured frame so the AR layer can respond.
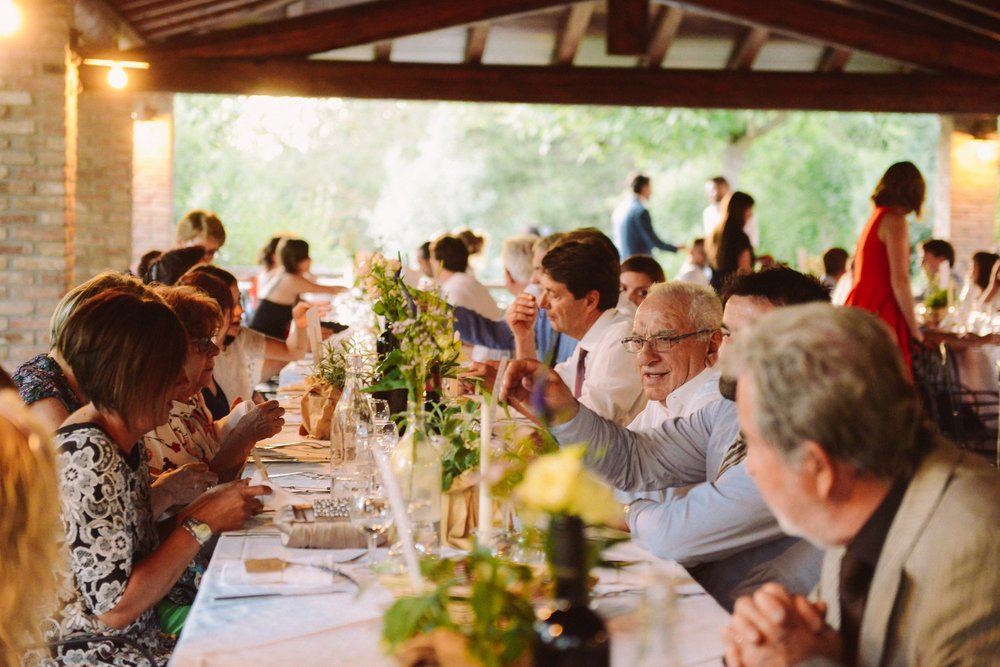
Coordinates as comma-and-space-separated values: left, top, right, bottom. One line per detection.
720, 304, 921, 478
646, 282, 722, 338
501, 234, 539, 284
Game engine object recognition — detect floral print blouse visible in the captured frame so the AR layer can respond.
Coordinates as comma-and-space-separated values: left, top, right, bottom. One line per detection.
144, 394, 220, 476
46, 423, 171, 666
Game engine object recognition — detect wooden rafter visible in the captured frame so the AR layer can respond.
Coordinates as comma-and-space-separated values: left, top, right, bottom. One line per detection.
881, 0, 1000, 39
129, 0, 223, 23
373, 41, 393, 63
78, 57, 1000, 113
817, 47, 851, 73
727, 26, 768, 70
607, 0, 648, 55
75, 0, 145, 48
554, 3, 594, 66
643, 4, 683, 68
826, 0, 1000, 45
142, 0, 300, 41
108, 0, 576, 59
464, 24, 490, 64
663, 0, 1000, 76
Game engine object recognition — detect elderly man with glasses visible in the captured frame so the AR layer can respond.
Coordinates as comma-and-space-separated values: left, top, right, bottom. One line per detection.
502, 267, 828, 611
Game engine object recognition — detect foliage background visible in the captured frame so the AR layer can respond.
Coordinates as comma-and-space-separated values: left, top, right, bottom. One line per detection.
174, 95, 941, 283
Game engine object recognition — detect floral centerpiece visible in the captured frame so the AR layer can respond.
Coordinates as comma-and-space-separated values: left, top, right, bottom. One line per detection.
299, 338, 372, 439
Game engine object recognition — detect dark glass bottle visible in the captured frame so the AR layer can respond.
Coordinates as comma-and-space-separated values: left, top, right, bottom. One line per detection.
374, 327, 408, 417
533, 515, 610, 666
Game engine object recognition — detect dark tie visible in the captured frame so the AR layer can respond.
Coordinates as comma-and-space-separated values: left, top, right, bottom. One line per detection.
838, 554, 872, 665
716, 434, 746, 479
574, 348, 589, 398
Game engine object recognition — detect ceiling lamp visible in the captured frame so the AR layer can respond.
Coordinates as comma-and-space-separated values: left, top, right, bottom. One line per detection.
0, 0, 22, 37
82, 58, 151, 90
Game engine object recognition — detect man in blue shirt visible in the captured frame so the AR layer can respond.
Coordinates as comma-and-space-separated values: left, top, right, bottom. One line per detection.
612, 173, 682, 259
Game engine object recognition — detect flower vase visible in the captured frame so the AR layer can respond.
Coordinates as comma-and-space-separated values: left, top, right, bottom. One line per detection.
375, 327, 408, 417
389, 400, 443, 555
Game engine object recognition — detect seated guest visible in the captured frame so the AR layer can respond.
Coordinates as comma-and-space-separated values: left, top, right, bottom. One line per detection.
498, 233, 539, 296
501, 267, 828, 610
248, 235, 284, 313
46, 290, 269, 664
919, 238, 963, 297
619, 254, 665, 308
145, 285, 284, 485
675, 238, 712, 286
432, 233, 503, 320
249, 238, 346, 339
507, 230, 644, 425
721, 304, 1000, 666
187, 265, 316, 413
820, 247, 849, 292
0, 388, 61, 666
964, 250, 1000, 307
175, 208, 226, 263
143, 245, 208, 285
14, 271, 146, 432
707, 191, 756, 292
453, 232, 577, 366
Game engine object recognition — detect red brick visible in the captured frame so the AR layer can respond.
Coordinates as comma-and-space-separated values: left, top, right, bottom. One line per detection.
0, 242, 31, 254
0, 300, 34, 315
0, 215, 33, 225
0, 181, 34, 194
11, 256, 66, 271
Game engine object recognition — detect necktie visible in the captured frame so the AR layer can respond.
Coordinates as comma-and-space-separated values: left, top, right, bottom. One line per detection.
716, 434, 746, 479
574, 348, 589, 398
838, 554, 872, 664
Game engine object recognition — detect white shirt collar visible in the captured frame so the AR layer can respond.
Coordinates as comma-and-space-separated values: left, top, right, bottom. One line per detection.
664, 366, 720, 417
578, 309, 624, 352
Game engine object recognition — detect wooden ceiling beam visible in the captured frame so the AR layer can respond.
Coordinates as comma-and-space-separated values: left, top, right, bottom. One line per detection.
643, 5, 683, 68
142, 0, 298, 41
554, 2, 594, 66
817, 46, 851, 73
78, 57, 1000, 114
867, 0, 1000, 41
661, 0, 1000, 76
75, 0, 146, 49
465, 24, 491, 65
607, 0, 648, 54
109, 0, 575, 59
828, 0, 1000, 44
129, 0, 222, 23
373, 41, 393, 63
726, 26, 768, 70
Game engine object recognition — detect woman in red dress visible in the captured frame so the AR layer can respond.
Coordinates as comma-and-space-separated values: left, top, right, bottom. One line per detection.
845, 161, 926, 374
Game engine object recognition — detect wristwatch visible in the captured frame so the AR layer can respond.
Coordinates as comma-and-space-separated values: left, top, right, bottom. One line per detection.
182, 517, 213, 547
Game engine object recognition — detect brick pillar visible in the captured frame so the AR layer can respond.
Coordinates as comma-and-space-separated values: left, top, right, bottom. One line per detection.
944, 115, 1000, 275
132, 93, 175, 267
75, 91, 135, 283
0, 0, 76, 367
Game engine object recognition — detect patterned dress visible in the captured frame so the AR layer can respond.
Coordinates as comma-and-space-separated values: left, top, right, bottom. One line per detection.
144, 395, 220, 476
12, 353, 83, 414
45, 424, 172, 666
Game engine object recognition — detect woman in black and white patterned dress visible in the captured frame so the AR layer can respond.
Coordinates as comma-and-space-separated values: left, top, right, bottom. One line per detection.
44, 290, 270, 666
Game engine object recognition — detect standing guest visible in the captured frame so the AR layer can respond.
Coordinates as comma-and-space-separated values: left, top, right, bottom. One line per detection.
708, 192, 756, 292
702, 176, 730, 237
619, 254, 666, 308
175, 209, 226, 263
432, 234, 503, 320
0, 388, 62, 667
46, 291, 269, 664
143, 246, 209, 286
14, 271, 146, 432
919, 238, 963, 297
845, 161, 925, 374
820, 247, 849, 292
507, 231, 645, 425
249, 238, 346, 339
612, 173, 681, 259
721, 304, 1000, 667
676, 238, 713, 286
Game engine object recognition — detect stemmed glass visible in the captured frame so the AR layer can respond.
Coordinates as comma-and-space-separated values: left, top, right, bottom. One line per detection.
349, 485, 394, 568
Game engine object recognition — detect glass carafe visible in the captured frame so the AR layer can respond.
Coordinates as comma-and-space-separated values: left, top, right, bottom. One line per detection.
331, 353, 374, 468
389, 401, 442, 555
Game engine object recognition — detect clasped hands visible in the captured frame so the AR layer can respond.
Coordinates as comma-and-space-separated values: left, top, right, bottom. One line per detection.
722, 583, 842, 667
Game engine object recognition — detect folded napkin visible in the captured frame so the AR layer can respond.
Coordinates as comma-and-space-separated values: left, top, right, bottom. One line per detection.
273, 501, 388, 549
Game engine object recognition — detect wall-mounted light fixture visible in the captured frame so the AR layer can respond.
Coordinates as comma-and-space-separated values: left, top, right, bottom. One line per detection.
0, 0, 22, 37
82, 58, 150, 90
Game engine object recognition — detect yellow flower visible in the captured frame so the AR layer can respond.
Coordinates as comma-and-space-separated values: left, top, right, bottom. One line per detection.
516, 445, 617, 525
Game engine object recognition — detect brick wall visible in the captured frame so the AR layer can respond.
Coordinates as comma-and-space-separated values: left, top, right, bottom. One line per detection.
0, 0, 75, 368
75, 91, 135, 283
948, 129, 1000, 272
132, 93, 175, 267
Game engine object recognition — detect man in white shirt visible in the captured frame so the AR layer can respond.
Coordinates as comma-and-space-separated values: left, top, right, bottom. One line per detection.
507, 230, 644, 426
675, 238, 713, 286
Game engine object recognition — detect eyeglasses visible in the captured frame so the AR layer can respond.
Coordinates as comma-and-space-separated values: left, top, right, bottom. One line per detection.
194, 334, 219, 354
621, 329, 713, 354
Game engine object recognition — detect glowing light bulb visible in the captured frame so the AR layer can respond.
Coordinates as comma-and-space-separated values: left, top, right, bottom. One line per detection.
0, 0, 22, 37
107, 63, 128, 89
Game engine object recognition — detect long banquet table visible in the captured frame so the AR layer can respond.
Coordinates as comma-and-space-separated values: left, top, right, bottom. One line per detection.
168, 377, 730, 666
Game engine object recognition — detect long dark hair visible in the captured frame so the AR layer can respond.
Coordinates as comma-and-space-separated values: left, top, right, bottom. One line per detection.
712, 191, 755, 274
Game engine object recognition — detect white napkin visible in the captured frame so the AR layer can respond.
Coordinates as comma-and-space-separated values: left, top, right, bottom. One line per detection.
220, 399, 253, 440
306, 306, 323, 362
249, 469, 300, 510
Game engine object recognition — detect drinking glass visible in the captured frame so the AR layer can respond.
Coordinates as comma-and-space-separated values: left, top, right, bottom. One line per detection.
331, 468, 372, 504
375, 421, 399, 453
370, 398, 392, 425
349, 492, 394, 567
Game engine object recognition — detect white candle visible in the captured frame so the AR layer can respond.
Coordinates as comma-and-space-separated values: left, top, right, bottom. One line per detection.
478, 394, 493, 547
373, 450, 423, 593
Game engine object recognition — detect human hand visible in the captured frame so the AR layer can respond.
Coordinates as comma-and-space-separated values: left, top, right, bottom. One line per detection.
505, 293, 538, 341
292, 301, 332, 330
183, 479, 271, 533
499, 359, 578, 425
233, 399, 285, 444
153, 462, 218, 508
723, 583, 841, 667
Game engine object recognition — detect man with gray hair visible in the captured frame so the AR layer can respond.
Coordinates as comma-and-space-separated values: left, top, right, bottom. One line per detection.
499, 234, 537, 296
721, 304, 1000, 666
501, 267, 828, 610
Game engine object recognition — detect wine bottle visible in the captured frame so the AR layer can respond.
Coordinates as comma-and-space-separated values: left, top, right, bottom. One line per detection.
533, 515, 610, 666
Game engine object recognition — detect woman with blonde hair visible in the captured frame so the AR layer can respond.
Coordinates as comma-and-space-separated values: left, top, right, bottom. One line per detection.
0, 387, 61, 666
846, 161, 926, 374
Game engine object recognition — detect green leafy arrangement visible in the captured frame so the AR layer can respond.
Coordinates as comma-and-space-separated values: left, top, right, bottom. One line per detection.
425, 398, 482, 492
383, 547, 537, 667
924, 286, 950, 309
307, 338, 373, 391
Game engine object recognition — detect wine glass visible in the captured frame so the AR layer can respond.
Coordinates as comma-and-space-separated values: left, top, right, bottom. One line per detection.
375, 421, 399, 454
370, 398, 392, 425
349, 491, 394, 568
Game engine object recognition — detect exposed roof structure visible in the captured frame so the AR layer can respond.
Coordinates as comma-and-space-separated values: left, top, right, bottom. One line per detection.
75, 0, 1000, 112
